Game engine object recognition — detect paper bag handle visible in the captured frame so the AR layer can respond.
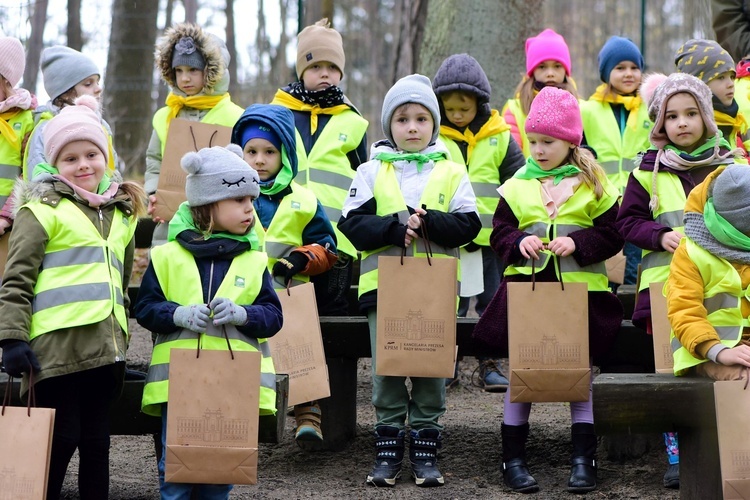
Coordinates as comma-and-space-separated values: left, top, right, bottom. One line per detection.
188, 125, 219, 152
530, 255, 565, 291
400, 213, 434, 266
195, 326, 235, 361
2, 368, 37, 417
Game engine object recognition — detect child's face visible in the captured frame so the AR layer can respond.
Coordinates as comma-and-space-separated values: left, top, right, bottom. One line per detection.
243, 138, 282, 182
301, 62, 342, 92
74, 75, 102, 101
390, 103, 434, 153
211, 196, 256, 235
532, 60, 566, 86
527, 132, 574, 170
55, 140, 106, 193
608, 61, 642, 95
175, 65, 205, 96
663, 92, 707, 153
441, 92, 477, 129
707, 71, 736, 107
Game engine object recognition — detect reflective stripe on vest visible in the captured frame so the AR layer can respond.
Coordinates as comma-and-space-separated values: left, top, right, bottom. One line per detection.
255, 182, 317, 289
358, 160, 463, 297
505, 99, 529, 157
294, 112, 368, 258
632, 169, 686, 292
25, 198, 135, 339
672, 238, 750, 375
441, 130, 509, 246
142, 242, 276, 417
501, 176, 618, 291
580, 99, 651, 193
0, 110, 34, 199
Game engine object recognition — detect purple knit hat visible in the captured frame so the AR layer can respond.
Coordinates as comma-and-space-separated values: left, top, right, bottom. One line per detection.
525, 86, 582, 146
525, 29, 572, 77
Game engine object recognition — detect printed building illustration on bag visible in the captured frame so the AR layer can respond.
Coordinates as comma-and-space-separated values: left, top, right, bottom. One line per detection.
383, 310, 446, 341
731, 450, 750, 474
272, 339, 314, 372
176, 408, 251, 443
0, 467, 36, 500
518, 335, 581, 365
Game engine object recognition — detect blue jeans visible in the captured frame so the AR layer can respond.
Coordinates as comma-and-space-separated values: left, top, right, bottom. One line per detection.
623, 241, 642, 286
159, 405, 233, 499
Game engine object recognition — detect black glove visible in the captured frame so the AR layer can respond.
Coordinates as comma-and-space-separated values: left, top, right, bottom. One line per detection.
1, 340, 41, 377
272, 252, 309, 286
464, 242, 481, 253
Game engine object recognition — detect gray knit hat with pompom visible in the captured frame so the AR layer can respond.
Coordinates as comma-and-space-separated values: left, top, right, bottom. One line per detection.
712, 165, 750, 235
182, 144, 260, 207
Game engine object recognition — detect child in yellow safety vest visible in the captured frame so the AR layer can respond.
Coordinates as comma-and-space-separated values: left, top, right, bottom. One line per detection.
231, 103, 337, 445
0, 36, 36, 243
135, 144, 282, 497
0, 95, 147, 499
271, 18, 368, 316
474, 86, 624, 494
146, 22, 244, 247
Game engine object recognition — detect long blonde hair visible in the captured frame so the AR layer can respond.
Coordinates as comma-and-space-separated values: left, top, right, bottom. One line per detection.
515, 75, 579, 115
567, 147, 607, 200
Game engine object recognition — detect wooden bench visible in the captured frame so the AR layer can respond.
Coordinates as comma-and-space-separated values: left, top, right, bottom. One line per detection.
593, 373, 721, 499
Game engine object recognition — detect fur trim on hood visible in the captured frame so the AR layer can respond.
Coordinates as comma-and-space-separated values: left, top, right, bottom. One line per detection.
154, 23, 225, 93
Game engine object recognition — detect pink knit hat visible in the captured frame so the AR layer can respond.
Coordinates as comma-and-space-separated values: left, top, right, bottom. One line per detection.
0, 36, 25, 88
525, 29, 571, 77
44, 95, 108, 166
525, 86, 582, 146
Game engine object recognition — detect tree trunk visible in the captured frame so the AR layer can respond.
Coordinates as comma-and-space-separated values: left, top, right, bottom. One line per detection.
23, 0, 48, 95
392, 0, 429, 82
224, 0, 239, 97
418, 0, 544, 111
303, 0, 334, 27
104, 0, 160, 175
183, 0, 198, 23
67, 0, 82, 50
156, 0, 175, 109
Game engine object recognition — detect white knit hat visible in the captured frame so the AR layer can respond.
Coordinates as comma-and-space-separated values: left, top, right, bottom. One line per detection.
381, 74, 440, 146
0, 37, 25, 88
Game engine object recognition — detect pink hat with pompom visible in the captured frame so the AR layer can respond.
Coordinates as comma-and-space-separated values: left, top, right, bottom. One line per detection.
43, 95, 108, 166
525, 86, 582, 146
525, 29, 572, 77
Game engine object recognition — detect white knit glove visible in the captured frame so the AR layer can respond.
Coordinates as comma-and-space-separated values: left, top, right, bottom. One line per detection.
173, 304, 211, 331
209, 297, 248, 326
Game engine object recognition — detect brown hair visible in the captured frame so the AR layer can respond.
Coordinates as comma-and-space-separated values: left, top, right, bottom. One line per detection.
190, 203, 216, 237
119, 181, 148, 218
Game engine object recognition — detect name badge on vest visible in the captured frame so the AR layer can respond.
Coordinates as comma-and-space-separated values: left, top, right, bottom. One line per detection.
490, 138, 498, 146
13, 122, 21, 131
643, 120, 651, 129
291, 200, 301, 210
438, 194, 445, 205
234, 276, 246, 288
339, 133, 348, 142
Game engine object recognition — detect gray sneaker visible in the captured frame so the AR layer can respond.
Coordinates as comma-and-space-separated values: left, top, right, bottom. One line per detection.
473, 359, 509, 392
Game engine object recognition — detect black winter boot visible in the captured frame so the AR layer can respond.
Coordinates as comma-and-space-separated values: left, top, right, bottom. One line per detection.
409, 428, 444, 487
568, 422, 597, 493
501, 423, 539, 493
366, 426, 405, 487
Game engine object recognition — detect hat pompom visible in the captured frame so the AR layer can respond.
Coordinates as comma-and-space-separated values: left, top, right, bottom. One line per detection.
73, 95, 100, 114
640, 73, 668, 107
181, 151, 202, 175
225, 143, 243, 158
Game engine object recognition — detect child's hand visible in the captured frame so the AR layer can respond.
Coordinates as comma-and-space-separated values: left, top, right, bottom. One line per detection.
0, 218, 10, 236
209, 297, 248, 326
716, 344, 750, 367
404, 207, 427, 247
148, 194, 166, 224
659, 231, 683, 253
519, 235, 545, 260
547, 236, 576, 257
173, 304, 211, 331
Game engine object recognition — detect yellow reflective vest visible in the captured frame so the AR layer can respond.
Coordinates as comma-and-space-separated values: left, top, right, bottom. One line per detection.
672, 238, 749, 375
736, 77, 750, 144
501, 176, 618, 291
503, 99, 530, 157
632, 168, 686, 293
0, 109, 34, 207
24, 198, 135, 339
580, 99, 651, 193
142, 242, 276, 417
358, 160, 463, 297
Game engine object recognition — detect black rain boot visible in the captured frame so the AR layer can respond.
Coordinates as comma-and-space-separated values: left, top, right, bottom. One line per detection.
568, 422, 597, 493
501, 423, 539, 493
366, 426, 405, 487
409, 428, 445, 487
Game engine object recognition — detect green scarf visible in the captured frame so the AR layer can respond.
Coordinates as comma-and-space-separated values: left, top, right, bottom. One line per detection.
259, 144, 295, 196
33, 162, 112, 194
168, 201, 260, 249
374, 151, 446, 172
664, 134, 731, 157
514, 158, 582, 185
704, 197, 750, 251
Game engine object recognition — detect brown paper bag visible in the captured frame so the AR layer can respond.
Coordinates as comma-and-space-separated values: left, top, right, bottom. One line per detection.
153, 119, 233, 221
375, 255, 458, 378
508, 281, 590, 402
649, 282, 674, 374
267, 283, 330, 406
166, 347, 260, 485
605, 250, 626, 285
0, 379, 55, 499
714, 380, 750, 499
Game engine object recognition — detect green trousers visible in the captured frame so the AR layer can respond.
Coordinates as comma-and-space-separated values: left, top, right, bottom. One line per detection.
367, 309, 446, 430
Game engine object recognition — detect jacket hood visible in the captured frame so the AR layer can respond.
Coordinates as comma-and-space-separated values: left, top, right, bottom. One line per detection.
155, 23, 228, 94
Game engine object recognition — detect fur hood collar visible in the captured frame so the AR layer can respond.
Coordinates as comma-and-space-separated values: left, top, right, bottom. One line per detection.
155, 23, 227, 94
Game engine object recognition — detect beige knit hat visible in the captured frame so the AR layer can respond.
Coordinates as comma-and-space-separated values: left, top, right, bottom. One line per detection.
0, 36, 25, 88
295, 18, 345, 80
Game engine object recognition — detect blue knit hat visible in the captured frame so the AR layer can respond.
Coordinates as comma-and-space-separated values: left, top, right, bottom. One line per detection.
598, 36, 644, 83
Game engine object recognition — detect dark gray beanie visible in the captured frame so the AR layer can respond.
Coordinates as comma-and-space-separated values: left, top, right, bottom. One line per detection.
712, 165, 750, 235
381, 74, 440, 146
41, 45, 100, 101
172, 36, 206, 69
432, 54, 491, 105
182, 144, 260, 207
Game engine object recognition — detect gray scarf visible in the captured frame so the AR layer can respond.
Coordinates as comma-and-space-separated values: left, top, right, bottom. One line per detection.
684, 211, 750, 264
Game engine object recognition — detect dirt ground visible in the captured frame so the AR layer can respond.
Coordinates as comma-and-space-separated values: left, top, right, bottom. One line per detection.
50, 320, 681, 499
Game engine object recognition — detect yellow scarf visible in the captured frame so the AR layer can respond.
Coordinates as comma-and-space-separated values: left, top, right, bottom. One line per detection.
439, 110, 510, 161
589, 83, 643, 131
164, 93, 229, 126
0, 110, 21, 150
271, 90, 351, 134
714, 109, 749, 138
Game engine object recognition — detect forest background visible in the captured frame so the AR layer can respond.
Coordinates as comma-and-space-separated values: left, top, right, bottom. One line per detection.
0, 0, 714, 176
